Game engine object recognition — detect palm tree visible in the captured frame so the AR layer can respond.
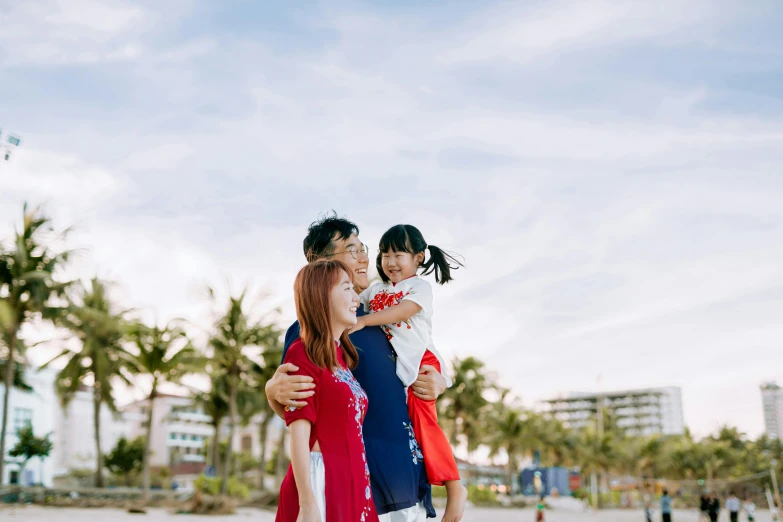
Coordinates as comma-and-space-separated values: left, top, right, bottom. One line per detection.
0, 336, 33, 392
439, 356, 490, 452
275, 427, 288, 487
249, 331, 283, 490
127, 321, 202, 501
0, 203, 71, 482
486, 394, 548, 493
629, 435, 669, 498
538, 415, 577, 468
207, 287, 276, 494
42, 277, 132, 487
193, 374, 230, 474
487, 400, 526, 492
575, 424, 625, 508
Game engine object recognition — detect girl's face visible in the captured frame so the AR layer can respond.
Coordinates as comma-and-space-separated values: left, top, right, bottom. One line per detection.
381, 249, 425, 284
329, 269, 359, 338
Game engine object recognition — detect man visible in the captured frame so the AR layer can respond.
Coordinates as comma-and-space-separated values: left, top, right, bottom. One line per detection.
699, 492, 709, 522
265, 214, 449, 521
660, 489, 672, 522
726, 492, 740, 522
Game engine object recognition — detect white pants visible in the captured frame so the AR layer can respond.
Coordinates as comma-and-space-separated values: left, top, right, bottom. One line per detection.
378, 503, 428, 522
309, 452, 327, 521
311, 450, 425, 522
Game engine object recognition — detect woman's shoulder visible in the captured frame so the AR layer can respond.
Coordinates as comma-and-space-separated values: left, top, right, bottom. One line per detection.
283, 338, 311, 365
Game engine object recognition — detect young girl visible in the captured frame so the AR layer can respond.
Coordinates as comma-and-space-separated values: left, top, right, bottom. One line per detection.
351, 224, 467, 522
276, 260, 378, 522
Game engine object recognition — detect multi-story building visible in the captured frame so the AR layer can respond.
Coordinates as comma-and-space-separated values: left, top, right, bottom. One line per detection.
2, 370, 285, 488
0, 367, 58, 486
761, 382, 783, 438
544, 386, 685, 436
123, 394, 213, 470
55, 387, 129, 474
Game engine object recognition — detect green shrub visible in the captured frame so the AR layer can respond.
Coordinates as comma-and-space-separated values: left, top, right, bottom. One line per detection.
194, 474, 250, 499
228, 477, 250, 500
431, 486, 448, 498
572, 487, 589, 500
431, 484, 500, 506
467, 484, 500, 507
194, 475, 221, 496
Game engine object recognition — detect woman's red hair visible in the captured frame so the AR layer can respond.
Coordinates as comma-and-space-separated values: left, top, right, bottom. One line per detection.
293, 260, 359, 370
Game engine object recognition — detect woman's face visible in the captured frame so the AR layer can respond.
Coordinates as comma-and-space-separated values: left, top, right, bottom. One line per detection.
330, 269, 359, 337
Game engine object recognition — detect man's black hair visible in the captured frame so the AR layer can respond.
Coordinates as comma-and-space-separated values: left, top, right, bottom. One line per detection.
303, 211, 359, 262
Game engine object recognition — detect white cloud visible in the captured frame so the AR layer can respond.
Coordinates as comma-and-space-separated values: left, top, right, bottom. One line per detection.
442, 0, 727, 64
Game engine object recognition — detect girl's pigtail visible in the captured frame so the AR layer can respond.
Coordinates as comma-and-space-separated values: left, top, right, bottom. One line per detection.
421, 245, 464, 284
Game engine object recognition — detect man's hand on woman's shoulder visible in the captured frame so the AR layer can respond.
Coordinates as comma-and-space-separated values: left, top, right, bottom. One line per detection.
411, 364, 447, 401
265, 362, 316, 409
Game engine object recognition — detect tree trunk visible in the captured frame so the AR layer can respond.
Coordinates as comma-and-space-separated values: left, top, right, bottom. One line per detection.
142, 388, 156, 502
506, 462, 514, 496
258, 414, 272, 490
448, 408, 460, 447
275, 427, 288, 487
221, 378, 237, 495
600, 470, 609, 507
0, 328, 18, 484
93, 383, 105, 488
212, 420, 222, 474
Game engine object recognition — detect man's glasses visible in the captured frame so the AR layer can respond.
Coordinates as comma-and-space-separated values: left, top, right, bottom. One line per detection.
325, 243, 370, 260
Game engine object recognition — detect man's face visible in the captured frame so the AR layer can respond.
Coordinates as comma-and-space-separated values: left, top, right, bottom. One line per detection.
328, 232, 370, 291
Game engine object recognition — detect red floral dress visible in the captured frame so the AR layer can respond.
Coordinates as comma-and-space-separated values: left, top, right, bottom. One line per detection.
276, 339, 378, 522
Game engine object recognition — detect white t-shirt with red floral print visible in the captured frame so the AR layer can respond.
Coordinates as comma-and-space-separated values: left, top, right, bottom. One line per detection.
360, 276, 452, 389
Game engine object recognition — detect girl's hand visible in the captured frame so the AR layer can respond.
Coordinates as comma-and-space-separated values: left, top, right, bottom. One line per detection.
348, 317, 366, 334
297, 502, 322, 522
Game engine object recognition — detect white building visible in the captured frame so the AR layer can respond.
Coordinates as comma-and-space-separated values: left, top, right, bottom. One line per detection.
761, 382, 783, 438
0, 367, 58, 486
123, 394, 213, 469
544, 386, 685, 436
233, 413, 285, 459
55, 387, 129, 474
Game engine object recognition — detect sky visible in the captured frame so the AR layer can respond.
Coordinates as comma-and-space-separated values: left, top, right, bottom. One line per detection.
1, 0, 782, 438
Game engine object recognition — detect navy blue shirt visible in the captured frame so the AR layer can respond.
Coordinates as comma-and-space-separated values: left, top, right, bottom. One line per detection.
282, 305, 435, 517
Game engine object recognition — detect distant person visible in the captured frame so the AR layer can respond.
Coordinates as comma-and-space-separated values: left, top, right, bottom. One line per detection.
743, 496, 756, 522
726, 492, 741, 522
707, 492, 720, 522
645, 500, 654, 522
699, 493, 709, 522
661, 489, 673, 522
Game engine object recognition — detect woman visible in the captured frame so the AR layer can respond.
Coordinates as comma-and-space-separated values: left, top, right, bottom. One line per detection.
276, 260, 378, 522
706, 492, 720, 522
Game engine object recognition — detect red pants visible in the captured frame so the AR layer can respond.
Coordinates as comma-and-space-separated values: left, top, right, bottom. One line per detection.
407, 350, 460, 486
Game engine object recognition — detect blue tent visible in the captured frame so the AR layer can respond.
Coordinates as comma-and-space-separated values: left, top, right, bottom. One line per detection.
519, 467, 571, 497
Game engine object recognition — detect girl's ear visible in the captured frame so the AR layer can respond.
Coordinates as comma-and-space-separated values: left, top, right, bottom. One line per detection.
415, 252, 425, 266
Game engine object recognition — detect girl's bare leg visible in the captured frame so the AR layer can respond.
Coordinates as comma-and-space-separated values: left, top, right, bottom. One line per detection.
442, 480, 468, 522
